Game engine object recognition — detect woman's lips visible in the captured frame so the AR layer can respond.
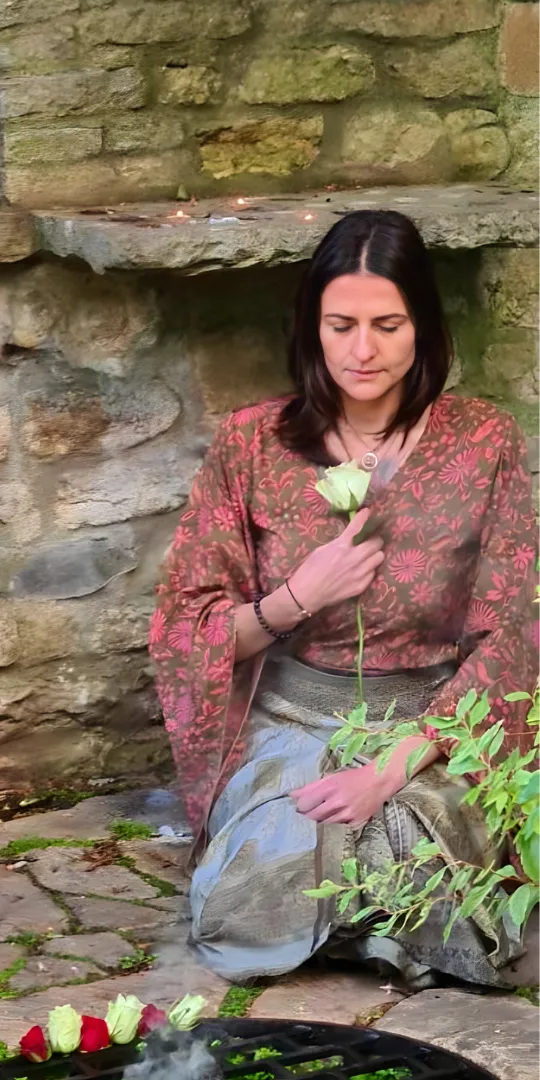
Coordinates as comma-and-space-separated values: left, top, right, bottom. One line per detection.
346, 368, 382, 379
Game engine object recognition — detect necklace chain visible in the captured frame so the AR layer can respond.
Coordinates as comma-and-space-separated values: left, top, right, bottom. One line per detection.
339, 417, 392, 471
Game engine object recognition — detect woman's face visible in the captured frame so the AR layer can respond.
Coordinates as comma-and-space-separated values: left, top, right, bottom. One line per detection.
319, 273, 416, 405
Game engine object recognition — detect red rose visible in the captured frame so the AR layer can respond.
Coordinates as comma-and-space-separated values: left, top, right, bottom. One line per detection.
137, 1005, 168, 1037
79, 1017, 110, 1053
20, 1026, 51, 1062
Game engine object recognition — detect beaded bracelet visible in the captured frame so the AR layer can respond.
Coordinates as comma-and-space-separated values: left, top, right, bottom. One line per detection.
253, 593, 293, 641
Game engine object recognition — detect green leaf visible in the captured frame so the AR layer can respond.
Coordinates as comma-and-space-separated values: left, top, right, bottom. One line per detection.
411, 839, 441, 858
341, 733, 368, 766
442, 907, 460, 944
342, 858, 358, 884
456, 688, 478, 720
405, 743, 433, 780
350, 905, 378, 924
496, 864, 520, 879
422, 714, 461, 729
446, 756, 485, 776
504, 692, 532, 702
461, 785, 482, 806
477, 720, 502, 754
337, 888, 358, 914
515, 834, 540, 884
459, 881, 497, 919
508, 884, 539, 929
422, 867, 447, 894
329, 728, 349, 750
303, 880, 342, 898
383, 698, 397, 724
486, 726, 505, 759
516, 771, 540, 805
469, 692, 491, 727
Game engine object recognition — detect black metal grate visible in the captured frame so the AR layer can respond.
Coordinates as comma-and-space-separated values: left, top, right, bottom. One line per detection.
0, 1019, 496, 1080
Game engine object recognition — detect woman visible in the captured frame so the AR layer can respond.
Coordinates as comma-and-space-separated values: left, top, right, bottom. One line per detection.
149, 211, 537, 990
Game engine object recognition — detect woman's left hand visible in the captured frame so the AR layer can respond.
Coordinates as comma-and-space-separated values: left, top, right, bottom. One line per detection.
290, 761, 397, 825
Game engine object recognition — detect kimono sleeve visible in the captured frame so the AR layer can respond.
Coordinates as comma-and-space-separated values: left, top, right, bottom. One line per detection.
422, 416, 538, 755
148, 412, 262, 846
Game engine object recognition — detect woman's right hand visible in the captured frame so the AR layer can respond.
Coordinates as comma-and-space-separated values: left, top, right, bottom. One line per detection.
287, 509, 384, 615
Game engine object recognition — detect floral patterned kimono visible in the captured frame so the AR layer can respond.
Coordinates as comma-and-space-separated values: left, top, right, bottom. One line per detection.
149, 392, 537, 988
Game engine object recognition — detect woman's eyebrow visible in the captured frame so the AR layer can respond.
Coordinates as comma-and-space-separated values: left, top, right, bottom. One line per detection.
323, 312, 407, 320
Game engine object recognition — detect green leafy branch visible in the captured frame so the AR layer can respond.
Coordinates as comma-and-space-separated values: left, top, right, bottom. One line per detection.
307, 684, 539, 940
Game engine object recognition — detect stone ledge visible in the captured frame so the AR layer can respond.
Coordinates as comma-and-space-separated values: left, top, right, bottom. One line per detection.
31, 183, 538, 274
0, 206, 39, 262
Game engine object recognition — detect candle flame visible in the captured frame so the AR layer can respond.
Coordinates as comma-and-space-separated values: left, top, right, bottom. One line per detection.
236, 198, 246, 206
304, 212, 314, 221
176, 210, 186, 218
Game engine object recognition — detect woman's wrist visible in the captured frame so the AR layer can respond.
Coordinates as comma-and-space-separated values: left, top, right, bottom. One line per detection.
259, 583, 310, 634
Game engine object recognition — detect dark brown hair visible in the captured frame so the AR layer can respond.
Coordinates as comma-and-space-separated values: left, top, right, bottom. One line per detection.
277, 209, 453, 465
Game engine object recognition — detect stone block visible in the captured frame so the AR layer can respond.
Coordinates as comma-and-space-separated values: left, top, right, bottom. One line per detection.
328, 0, 500, 36
374, 988, 539, 1080
87, 46, 136, 70
43, 932, 136, 970
0, 208, 38, 262
342, 104, 450, 183
0, 789, 186, 844
5, 149, 189, 208
0, 406, 10, 459
0, 22, 78, 75
192, 327, 291, 414
500, 95, 540, 187
479, 247, 539, 328
251, 970, 404, 1024
13, 602, 76, 666
0, 866, 68, 942
5, 124, 102, 166
84, 602, 155, 655
81, 0, 251, 45
0, 480, 32, 524
384, 38, 497, 99
0, 607, 19, 667
10, 955, 103, 992
200, 116, 324, 178
239, 46, 374, 104
104, 111, 185, 153
27, 846, 159, 900
21, 362, 180, 458
64, 897, 177, 933
0, 0, 78, 30
118, 839, 191, 892
3, 68, 146, 118
483, 333, 539, 403
499, 2, 539, 95
445, 109, 510, 179
11, 533, 138, 600
55, 435, 198, 528
158, 66, 220, 105
0, 943, 25, 970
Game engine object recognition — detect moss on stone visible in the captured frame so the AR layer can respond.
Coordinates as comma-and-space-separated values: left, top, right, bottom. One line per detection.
218, 985, 265, 1017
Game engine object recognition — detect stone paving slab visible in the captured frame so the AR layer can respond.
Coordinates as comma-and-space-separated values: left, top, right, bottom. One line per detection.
26, 847, 159, 901
63, 896, 178, 933
42, 932, 136, 970
0, 867, 68, 941
0, 789, 190, 844
34, 185, 539, 276
250, 969, 405, 1025
374, 988, 539, 1080
118, 839, 192, 892
0, 942, 25, 969
10, 955, 103, 993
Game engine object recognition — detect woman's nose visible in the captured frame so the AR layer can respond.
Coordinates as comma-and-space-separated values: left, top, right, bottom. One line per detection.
349, 327, 377, 362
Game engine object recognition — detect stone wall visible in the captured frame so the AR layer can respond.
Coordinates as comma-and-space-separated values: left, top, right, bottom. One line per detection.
0, 244, 537, 790
0, 0, 538, 208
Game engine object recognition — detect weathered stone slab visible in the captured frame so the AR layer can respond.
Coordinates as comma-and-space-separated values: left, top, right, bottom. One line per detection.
104, 111, 185, 153
4, 69, 145, 118
445, 109, 510, 180
5, 125, 102, 166
10, 533, 138, 600
343, 104, 448, 183
0, 208, 38, 262
26, 847, 159, 900
0, 608, 19, 667
328, 0, 500, 37
200, 117, 324, 179
0, 866, 68, 941
118, 840, 191, 892
499, 2, 539, 97
10, 954, 103, 992
0, 0, 78, 30
32, 186, 539, 276
374, 989, 539, 1080
0, 789, 189, 844
80, 0, 251, 45
43, 931, 136, 970
0, 942, 25, 970
158, 67, 220, 106
239, 47, 374, 104
251, 970, 405, 1024
384, 39, 497, 99
63, 896, 178, 933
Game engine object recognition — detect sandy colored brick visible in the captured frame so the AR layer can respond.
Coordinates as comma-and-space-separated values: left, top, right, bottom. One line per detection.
5, 125, 102, 166
499, 2, 539, 95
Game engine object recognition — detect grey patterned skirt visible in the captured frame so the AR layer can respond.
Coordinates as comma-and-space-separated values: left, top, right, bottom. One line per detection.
190, 655, 523, 988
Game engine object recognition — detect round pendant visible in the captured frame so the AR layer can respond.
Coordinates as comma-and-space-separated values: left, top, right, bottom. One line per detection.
361, 451, 379, 470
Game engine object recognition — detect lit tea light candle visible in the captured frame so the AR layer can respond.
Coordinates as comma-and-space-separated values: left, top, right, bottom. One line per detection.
304, 212, 314, 222
236, 198, 247, 207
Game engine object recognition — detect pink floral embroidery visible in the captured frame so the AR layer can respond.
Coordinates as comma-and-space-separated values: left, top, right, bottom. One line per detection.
388, 548, 427, 583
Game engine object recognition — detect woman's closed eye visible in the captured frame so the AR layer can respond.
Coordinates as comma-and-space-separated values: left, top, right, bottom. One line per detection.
332, 324, 399, 334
